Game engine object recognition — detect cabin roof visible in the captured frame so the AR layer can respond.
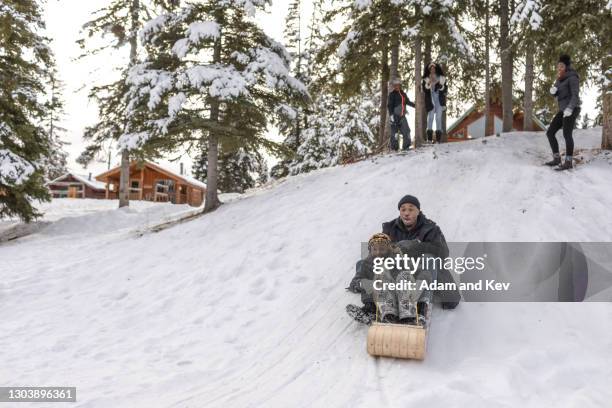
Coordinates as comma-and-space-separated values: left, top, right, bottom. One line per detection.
447, 104, 546, 134
447, 105, 477, 134
46, 172, 107, 190
95, 161, 207, 190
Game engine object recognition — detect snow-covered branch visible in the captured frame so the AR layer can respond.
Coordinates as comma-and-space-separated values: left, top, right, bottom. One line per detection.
0, 149, 35, 186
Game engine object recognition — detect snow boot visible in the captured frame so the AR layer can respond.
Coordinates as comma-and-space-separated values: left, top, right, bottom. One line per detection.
544, 154, 561, 166
435, 130, 442, 143
426, 129, 433, 143
555, 157, 573, 171
346, 303, 376, 325
389, 136, 399, 151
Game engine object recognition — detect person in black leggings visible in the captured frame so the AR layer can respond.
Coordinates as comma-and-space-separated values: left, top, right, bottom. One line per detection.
545, 54, 581, 171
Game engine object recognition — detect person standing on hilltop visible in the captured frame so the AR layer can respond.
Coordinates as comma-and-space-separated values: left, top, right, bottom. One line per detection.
387, 78, 415, 152
422, 62, 448, 144
544, 54, 581, 171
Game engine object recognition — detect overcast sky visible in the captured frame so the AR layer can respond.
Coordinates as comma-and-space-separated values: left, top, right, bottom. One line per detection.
43, 0, 599, 178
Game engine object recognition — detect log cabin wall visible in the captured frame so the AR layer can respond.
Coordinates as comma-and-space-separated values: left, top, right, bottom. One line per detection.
448, 103, 544, 141
96, 163, 205, 207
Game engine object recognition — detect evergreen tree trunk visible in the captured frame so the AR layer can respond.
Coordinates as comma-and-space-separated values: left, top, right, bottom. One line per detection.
119, 149, 130, 206
119, 0, 139, 208
440, 62, 448, 142
500, 0, 513, 133
603, 87, 612, 150
204, 121, 220, 212
204, 29, 223, 213
523, 45, 534, 131
390, 33, 399, 80
379, 40, 389, 149
295, 5, 302, 151
422, 38, 431, 141
388, 35, 399, 150
414, 35, 424, 148
484, 0, 492, 136
49, 76, 56, 143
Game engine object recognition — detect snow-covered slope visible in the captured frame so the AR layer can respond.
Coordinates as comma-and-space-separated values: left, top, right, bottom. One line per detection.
0, 199, 199, 239
1, 129, 611, 408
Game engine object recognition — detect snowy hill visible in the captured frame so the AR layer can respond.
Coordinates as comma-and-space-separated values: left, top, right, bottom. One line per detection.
2, 128, 612, 407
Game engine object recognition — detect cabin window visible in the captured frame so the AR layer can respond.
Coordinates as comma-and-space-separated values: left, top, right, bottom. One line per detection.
154, 179, 175, 202
130, 180, 140, 189
155, 179, 175, 193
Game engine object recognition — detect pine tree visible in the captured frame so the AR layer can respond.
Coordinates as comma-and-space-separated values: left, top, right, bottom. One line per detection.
288, 91, 376, 175
272, 0, 327, 179
411, 1, 472, 144
532, 0, 610, 143
77, 0, 170, 207
318, 1, 471, 149
499, 0, 514, 132
193, 144, 267, 194
484, 0, 493, 136
42, 69, 69, 181
511, 0, 543, 132
580, 113, 591, 129
317, 0, 407, 148
0, 0, 54, 222
596, 3, 612, 149
120, 1, 308, 212
278, 0, 311, 154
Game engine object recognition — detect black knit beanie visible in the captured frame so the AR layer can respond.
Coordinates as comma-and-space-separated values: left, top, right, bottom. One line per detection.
559, 54, 571, 67
397, 195, 420, 210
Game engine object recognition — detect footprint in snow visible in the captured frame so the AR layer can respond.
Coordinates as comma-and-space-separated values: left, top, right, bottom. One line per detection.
115, 291, 128, 300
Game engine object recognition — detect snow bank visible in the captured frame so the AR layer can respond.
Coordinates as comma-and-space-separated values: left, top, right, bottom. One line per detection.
0, 199, 198, 239
40, 202, 195, 236
1, 129, 611, 407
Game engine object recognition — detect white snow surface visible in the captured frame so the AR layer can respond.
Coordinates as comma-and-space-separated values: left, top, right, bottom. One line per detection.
0, 199, 198, 236
1, 129, 612, 407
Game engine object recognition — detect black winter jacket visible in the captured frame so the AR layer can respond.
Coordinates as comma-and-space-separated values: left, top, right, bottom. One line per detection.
382, 213, 449, 258
387, 89, 415, 120
551, 69, 580, 113
382, 213, 461, 308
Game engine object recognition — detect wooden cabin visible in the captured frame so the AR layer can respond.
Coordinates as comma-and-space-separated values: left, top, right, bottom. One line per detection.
46, 172, 107, 199
446, 101, 546, 142
95, 161, 206, 207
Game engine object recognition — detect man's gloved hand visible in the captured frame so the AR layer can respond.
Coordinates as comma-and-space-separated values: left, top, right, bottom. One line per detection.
550, 85, 557, 95
563, 108, 572, 117
347, 278, 363, 293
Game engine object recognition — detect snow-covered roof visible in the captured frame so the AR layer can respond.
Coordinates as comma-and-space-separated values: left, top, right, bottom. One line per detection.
143, 162, 207, 190
179, 174, 207, 190
47, 172, 107, 191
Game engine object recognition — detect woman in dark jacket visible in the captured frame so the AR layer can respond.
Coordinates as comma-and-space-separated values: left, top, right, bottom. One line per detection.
545, 54, 581, 171
421, 63, 447, 143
